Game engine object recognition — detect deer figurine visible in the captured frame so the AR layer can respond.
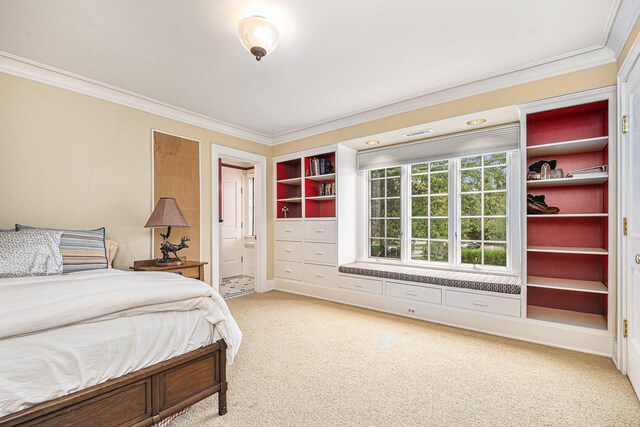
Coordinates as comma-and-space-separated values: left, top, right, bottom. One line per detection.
159, 234, 190, 264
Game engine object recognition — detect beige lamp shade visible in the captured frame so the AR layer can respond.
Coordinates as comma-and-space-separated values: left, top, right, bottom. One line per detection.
145, 198, 189, 228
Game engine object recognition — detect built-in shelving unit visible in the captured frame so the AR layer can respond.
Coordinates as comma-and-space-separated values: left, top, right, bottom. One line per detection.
522, 95, 614, 333
275, 151, 338, 219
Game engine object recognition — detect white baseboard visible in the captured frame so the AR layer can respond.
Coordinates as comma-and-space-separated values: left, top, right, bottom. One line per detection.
274, 278, 614, 358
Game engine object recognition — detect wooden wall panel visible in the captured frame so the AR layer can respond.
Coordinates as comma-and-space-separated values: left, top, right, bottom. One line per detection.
153, 131, 200, 262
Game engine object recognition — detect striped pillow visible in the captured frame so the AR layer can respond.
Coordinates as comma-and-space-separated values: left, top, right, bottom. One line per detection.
15, 225, 108, 273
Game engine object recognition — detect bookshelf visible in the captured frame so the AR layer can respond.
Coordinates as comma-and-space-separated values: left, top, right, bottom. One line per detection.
522, 96, 613, 332
275, 151, 337, 219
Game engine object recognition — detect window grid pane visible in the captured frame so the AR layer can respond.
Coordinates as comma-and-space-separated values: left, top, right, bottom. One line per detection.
410, 161, 449, 263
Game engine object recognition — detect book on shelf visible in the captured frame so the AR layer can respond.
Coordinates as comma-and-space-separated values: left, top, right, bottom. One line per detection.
319, 182, 336, 196
308, 157, 334, 176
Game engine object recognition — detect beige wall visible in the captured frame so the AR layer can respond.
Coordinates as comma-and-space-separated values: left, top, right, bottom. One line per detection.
0, 72, 273, 282
273, 63, 617, 157
619, 15, 640, 70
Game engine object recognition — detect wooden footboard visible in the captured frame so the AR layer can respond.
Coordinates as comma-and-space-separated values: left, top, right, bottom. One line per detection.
0, 339, 227, 426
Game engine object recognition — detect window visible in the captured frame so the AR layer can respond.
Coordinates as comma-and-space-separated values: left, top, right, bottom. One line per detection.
459, 153, 507, 267
247, 176, 255, 237
367, 151, 514, 271
410, 160, 449, 263
369, 167, 401, 259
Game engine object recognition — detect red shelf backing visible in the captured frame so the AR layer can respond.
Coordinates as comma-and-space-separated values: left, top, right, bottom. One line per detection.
528, 287, 606, 315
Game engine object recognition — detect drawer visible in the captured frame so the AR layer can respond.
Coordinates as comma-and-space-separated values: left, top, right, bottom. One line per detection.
172, 266, 200, 279
445, 290, 521, 317
338, 275, 383, 295
303, 242, 336, 265
275, 260, 303, 281
275, 241, 303, 261
304, 220, 337, 242
303, 264, 337, 288
386, 281, 441, 304
275, 220, 303, 241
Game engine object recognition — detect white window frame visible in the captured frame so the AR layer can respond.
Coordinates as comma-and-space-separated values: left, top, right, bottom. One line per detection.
362, 150, 520, 275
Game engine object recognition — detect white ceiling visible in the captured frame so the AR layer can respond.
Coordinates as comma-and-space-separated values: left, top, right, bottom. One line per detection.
0, 0, 623, 141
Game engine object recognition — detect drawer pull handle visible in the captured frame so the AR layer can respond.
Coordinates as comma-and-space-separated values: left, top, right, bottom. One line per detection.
473, 301, 488, 307
315, 273, 324, 278
405, 291, 418, 296
285, 249, 293, 253
315, 229, 324, 233
314, 251, 324, 255
285, 269, 293, 273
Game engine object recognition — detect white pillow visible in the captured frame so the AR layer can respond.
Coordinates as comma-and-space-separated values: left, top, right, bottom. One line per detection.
0, 229, 64, 278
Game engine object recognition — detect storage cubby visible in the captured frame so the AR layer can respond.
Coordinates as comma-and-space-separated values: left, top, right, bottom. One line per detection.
524, 98, 611, 330
304, 151, 336, 218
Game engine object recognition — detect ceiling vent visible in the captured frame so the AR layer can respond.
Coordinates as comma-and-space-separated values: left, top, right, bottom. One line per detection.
402, 129, 433, 138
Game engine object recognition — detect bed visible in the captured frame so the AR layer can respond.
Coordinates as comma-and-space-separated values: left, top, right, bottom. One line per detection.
0, 268, 242, 426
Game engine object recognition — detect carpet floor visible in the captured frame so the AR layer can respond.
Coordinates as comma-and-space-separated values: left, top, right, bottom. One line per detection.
171, 291, 640, 426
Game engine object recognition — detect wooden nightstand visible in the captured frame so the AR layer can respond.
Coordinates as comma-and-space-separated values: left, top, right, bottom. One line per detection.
131, 259, 207, 281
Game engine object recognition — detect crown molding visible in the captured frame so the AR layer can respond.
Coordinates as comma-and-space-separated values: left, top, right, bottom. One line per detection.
0, 42, 619, 148
606, 0, 640, 57
270, 46, 616, 145
0, 51, 272, 145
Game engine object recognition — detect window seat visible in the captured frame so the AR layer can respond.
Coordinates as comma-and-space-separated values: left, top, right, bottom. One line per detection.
338, 262, 521, 295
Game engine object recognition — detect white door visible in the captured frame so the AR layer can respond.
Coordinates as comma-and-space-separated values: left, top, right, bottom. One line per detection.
624, 63, 640, 400
220, 167, 243, 278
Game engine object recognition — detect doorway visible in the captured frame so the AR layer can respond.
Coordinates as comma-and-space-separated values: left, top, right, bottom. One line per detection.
219, 158, 256, 298
211, 145, 268, 299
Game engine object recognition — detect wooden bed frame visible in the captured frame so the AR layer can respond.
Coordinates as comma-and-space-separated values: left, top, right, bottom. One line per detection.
0, 340, 227, 426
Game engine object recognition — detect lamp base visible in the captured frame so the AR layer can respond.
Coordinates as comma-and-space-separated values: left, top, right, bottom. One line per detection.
155, 259, 184, 267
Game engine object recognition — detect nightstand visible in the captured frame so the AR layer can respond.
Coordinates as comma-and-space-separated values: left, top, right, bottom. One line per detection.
131, 259, 207, 281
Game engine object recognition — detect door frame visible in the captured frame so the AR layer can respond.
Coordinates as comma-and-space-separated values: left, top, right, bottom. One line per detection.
211, 145, 267, 293
617, 38, 640, 374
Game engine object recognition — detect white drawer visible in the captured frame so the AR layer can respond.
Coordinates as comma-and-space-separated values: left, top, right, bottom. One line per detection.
303, 264, 337, 288
304, 220, 337, 242
445, 290, 521, 317
386, 281, 441, 305
303, 242, 336, 265
338, 275, 383, 295
275, 221, 303, 241
275, 241, 303, 261
275, 260, 303, 281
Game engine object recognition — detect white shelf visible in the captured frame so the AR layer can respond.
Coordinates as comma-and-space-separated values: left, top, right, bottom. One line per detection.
527, 136, 608, 157
526, 175, 608, 188
306, 195, 336, 200
277, 177, 302, 185
527, 246, 608, 255
306, 173, 335, 182
277, 198, 302, 203
527, 213, 607, 218
527, 306, 607, 330
527, 276, 608, 294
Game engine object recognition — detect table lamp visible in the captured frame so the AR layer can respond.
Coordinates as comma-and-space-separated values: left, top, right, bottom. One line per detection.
145, 197, 190, 265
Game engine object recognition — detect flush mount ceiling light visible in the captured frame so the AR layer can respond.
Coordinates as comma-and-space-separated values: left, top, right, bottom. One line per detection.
366, 140, 381, 145
237, 15, 279, 61
466, 118, 487, 126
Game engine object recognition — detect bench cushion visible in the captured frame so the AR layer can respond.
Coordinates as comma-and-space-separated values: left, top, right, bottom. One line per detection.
338, 262, 520, 294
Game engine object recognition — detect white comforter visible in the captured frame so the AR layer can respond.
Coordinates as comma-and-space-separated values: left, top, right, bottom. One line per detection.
0, 269, 242, 415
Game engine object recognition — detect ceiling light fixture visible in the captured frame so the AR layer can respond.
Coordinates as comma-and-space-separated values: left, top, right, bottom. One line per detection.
237, 16, 279, 61
467, 118, 487, 126
366, 140, 381, 145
